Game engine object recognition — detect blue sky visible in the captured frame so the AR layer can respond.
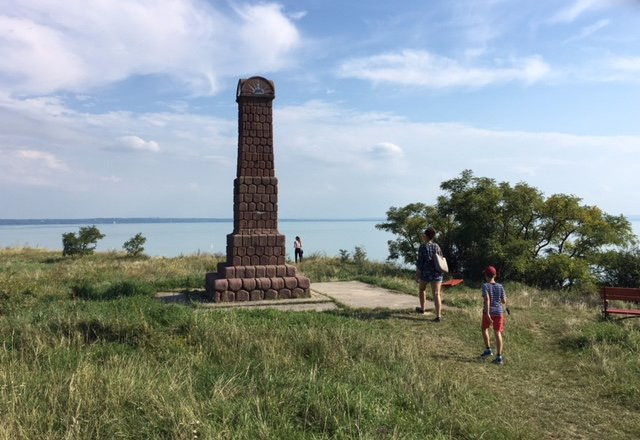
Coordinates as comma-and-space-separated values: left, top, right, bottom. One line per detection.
1, 0, 640, 219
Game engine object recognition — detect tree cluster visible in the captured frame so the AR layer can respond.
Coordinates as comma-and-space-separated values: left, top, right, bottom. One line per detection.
62, 227, 147, 258
377, 170, 638, 289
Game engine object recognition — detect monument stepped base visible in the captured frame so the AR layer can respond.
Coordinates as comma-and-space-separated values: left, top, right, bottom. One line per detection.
205, 264, 311, 302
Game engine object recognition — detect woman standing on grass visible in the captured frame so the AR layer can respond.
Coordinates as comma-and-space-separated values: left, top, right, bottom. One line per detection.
415, 227, 444, 321
294, 236, 303, 263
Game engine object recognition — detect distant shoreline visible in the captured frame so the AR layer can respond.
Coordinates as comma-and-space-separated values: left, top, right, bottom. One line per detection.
0, 218, 386, 226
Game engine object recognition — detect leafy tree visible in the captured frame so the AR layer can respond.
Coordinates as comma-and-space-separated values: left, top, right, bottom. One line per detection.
123, 233, 147, 256
61, 233, 80, 257
62, 226, 105, 256
375, 203, 438, 264
377, 170, 637, 289
596, 248, 640, 288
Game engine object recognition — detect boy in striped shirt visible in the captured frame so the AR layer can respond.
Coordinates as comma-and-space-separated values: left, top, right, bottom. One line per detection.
480, 266, 507, 365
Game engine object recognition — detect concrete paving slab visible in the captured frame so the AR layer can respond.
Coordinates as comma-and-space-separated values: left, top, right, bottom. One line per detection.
156, 281, 438, 313
311, 281, 430, 311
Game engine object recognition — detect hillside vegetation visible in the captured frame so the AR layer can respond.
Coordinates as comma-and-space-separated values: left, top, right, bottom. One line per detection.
1, 248, 639, 439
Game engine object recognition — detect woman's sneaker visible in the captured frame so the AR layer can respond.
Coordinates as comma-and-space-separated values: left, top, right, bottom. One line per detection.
415, 307, 425, 315
480, 348, 493, 359
492, 355, 504, 365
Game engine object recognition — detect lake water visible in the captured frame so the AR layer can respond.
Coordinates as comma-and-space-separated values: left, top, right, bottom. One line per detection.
2, 219, 639, 262
0, 220, 396, 262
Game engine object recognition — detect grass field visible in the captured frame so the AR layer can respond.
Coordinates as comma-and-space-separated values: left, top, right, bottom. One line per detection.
1, 248, 639, 439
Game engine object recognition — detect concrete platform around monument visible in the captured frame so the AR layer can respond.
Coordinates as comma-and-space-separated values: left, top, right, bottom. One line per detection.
155, 281, 431, 313
156, 289, 338, 312
312, 281, 433, 311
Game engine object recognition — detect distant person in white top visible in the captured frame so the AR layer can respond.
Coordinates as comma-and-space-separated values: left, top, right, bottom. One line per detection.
294, 236, 303, 263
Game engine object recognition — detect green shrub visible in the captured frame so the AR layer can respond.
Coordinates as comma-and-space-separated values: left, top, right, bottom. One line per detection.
560, 321, 637, 351
123, 233, 147, 257
596, 248, 640, 287
62, 225, 105, 256
353, 246, 368, 265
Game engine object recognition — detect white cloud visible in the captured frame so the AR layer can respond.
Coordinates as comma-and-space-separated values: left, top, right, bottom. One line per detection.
564, 18, 610, 43
234, 3, 301, 72
0, 149, 69, 187
338, 50, 551, 89
288, 11, 308, 20
16, 149, 69, 171
609, 56, 640, 73
367, 142, 403, 159
550, 0, 601, 23
550, 0, 638, 24
0, 0, 301, 95
116, 135, 160, 153
581, 55, 640, 83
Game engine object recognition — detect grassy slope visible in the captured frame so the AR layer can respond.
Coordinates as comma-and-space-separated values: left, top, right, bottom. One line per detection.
0, 249, 638, 439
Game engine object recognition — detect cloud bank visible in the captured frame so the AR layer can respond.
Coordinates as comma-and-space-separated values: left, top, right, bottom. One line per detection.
0, 0, 301, 95
338, 50, 551, 89
2, 92, 640, 217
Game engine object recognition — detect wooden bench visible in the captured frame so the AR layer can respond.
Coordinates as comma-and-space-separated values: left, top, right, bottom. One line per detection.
442, 279, 464, 289
600, 286, 640, 318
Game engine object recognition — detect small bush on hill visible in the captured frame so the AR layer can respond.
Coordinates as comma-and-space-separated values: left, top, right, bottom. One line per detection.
123, 233, 147, 256
62, 225, 105, 256
353, 246, 368, 265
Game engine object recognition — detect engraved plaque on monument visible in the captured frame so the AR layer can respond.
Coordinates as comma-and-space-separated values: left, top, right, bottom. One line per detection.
205, 76, 311, 301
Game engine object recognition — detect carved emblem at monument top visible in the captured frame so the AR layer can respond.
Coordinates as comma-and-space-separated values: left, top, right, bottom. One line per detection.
205, 77, 311, 301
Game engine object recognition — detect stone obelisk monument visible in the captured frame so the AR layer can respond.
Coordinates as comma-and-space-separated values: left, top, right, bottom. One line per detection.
205, 76, 311, 301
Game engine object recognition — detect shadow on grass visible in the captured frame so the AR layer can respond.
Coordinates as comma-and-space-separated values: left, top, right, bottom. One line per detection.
323, 308, 444, 322
155, 289, 210, 307
47, 318, 149, 346
71, 280, 155, 301
431, 353, 484, 364
324, 308, 396, 321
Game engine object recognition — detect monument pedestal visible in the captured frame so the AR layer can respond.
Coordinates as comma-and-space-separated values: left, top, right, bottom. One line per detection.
204, 76, 310, 302
205, 264, 310, 302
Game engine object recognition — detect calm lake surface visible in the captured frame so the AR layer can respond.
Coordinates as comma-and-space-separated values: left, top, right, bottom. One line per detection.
2, 219, 639, 262
0, 220, 396, 262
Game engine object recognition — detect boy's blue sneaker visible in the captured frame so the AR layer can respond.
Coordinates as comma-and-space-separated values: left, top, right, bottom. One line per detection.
480, 348, 493, 359
492, 356, 504, 365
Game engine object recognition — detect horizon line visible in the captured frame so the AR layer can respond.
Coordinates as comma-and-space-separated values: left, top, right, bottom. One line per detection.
0, 217, 388, 226
2, 215, 639, 226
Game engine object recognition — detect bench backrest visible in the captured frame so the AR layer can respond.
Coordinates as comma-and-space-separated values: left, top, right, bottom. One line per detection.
600, 286, 640, 303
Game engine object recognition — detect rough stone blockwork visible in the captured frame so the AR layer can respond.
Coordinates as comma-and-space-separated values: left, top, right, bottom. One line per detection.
205, 77, 311, 301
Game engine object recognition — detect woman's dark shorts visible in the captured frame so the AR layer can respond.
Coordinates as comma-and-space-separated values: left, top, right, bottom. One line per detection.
419, 267, 443, 283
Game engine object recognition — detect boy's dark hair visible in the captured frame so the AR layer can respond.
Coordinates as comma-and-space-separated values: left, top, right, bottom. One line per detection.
424, 227, 437, 240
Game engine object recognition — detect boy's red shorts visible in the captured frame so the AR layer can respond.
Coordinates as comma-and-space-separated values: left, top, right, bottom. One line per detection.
482, 313, 504, 332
